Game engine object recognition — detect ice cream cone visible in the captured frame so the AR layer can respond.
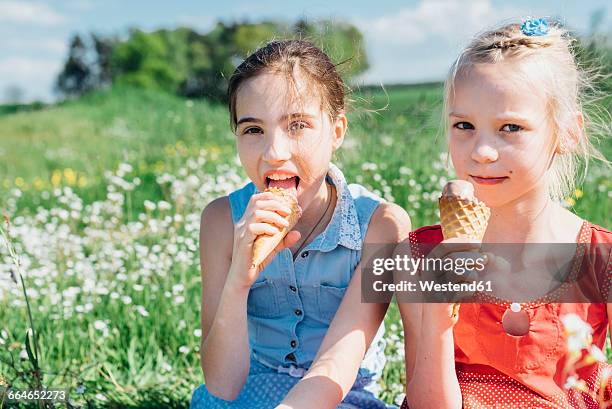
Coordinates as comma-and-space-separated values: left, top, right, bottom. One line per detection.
439, 180, 491, 319
439, 196, 490, 241
251, 187, 301, 267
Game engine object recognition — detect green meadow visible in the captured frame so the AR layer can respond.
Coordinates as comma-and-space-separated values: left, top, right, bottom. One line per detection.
0, 85, 609, 407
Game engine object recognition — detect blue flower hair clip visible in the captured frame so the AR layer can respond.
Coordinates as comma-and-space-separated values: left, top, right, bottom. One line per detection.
521, 18, 549, 36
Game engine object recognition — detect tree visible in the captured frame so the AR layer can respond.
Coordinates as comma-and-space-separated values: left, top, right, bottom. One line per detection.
56, 35, 93, 97
54, 19, 371, 101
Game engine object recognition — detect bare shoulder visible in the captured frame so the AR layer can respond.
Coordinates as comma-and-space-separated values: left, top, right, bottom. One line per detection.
200, 196, 233, 256
201, 196, 232, 232
365, 202, 411, 244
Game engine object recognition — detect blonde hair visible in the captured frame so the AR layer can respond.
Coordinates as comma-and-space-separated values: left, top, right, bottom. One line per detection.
444, 20, 609, 201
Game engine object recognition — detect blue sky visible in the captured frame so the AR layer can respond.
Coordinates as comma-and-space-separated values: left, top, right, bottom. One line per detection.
0, 0, 609, 103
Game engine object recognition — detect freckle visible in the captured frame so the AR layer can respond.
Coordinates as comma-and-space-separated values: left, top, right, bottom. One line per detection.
509, 170, 513, 174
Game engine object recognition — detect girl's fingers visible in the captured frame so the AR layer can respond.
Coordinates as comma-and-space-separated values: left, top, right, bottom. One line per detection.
253, 209, 290, 228
248, 223, 280, 237
252, 199, 293, 216
429, 238, 481, 260
282, 230, 301, 249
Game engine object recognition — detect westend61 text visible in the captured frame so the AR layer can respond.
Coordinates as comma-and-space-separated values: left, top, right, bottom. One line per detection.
372, 280, 493, 293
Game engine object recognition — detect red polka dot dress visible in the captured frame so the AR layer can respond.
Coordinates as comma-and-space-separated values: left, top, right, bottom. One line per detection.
401, 222, 612, 409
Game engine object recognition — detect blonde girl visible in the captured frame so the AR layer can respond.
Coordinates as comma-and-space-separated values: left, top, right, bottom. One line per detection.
399, 19, 611, 408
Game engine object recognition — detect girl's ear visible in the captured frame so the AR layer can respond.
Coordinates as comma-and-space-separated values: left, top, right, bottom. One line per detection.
556, 111, 584, 154
332, 112, 347, 151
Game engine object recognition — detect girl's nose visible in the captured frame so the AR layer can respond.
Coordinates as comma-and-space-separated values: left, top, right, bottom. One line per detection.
262, 130, 291, 164
471, 133, 499, 164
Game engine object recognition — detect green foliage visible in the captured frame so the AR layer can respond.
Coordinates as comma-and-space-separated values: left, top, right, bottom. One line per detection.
55, 20, 370, 101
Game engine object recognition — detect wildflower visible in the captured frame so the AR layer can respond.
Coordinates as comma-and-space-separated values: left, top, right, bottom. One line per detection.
78, 175, 88, 188
14, 177, 25, 188
93, 321, 107, 331
95, 393, 108, 402
565, 197, 576, 207
574, 188, 583, 198
564, 375, 578, 389
76, 383, 86, 394
561, 314, 592, 339
63, 168, 77, 186
561, 314, 593, 354
33, 177, 44, 190
178, 346, 190, 354
143, 200, 156, 212
135, 305, 149, 317
585, 345, 606, 363
564, 375, 587, 392
361, 162, 378, 171
117, 163, 133, 175
158, 201, 171, 211
51, 170, 62, 187
194, 329, 202, 338
601, 366, 612, 389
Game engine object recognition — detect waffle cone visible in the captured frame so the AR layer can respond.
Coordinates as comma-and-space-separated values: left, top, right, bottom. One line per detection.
439, 196, 490, 241
439, 189, 490, 320
251, 187, 301, 267
452, 303, 460, 318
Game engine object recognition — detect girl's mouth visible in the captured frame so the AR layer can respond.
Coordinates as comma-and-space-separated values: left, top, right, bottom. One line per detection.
470, 175, 509, 185
265, 174, 300, 192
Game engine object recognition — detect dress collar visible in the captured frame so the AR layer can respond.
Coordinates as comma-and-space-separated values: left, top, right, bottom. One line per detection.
310, 163, 362, 252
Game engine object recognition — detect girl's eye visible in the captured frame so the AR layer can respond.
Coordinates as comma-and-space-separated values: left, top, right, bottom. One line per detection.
288, 121, 308, 133
454, 121, 475, 130
243, 126, 263, 135
501, 124, 523, 132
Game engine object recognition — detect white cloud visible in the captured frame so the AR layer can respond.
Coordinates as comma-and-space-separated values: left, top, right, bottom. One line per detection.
354, 0, 526, 83
0, 0, 65, 25
3, 38, 67, 56
359, 0, 521, 47
0, 57, 62, 102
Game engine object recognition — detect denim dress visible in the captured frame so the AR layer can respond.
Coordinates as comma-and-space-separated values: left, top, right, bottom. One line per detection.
190, 164, 394, 409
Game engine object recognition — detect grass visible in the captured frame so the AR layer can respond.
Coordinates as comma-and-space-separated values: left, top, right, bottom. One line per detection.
0, 84, 610, 408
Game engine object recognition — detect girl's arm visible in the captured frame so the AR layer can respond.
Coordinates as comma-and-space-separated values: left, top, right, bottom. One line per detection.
198, 196, 251, 400
277, 202, 411, 409
405, 304, 462, 409
199, 193, 298, 400
397, 241, 465, 409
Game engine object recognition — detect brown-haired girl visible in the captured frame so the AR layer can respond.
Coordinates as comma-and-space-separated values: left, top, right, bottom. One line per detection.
399, 19, 611, 408
190, 39, 410, 409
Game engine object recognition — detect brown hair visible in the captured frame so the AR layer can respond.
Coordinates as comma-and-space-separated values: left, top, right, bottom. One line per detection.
227, 39, 346, 131
444, 21, 609, 201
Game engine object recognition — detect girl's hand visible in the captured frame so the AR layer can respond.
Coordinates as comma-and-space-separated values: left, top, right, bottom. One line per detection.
422, 238, 485, 329
228, 191, 301, 288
